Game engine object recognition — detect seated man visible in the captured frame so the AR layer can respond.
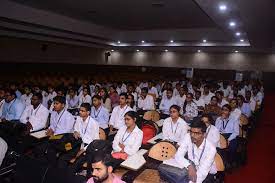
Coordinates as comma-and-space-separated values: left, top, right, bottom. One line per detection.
91, 95, 110, 135
162, 105, 189, 145
56, 103, 99, 169
193, 90, 205, 113
203, 96, 222, 120
137, 87, 155, 114
0, 89, 25, 146
66, 88, 79, 115
20, 85, 33, 106
159, 88, 177, 119
1, 89, 25, 122
109, 93, 133, 136
158, 119, 216, 183
46, 96, 75, 136
215, 104, 239, 162
0, 88, 5, 117
112, 111, 143, 165
237, 95, 252, 118
87, 153, 125, 183
20, 92, 49, 133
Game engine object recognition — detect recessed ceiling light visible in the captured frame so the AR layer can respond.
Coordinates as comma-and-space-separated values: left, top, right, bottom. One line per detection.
240, 39, 244, 42
229, 21, 236, 27
203, 39, 207, 43
170, 40, 174, 43
165, 49, 168, 52
117, 41, 121, 44
141, 40, 145, 43
136, 49, 140, 52
236, 32, 241, 36
111, 50, 114, 52
219, 5, 227, 11
234, 50, 239, 53
197, 50, 201, 53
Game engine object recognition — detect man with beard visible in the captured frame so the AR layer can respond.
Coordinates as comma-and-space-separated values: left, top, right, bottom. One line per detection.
87, 153, 125, 183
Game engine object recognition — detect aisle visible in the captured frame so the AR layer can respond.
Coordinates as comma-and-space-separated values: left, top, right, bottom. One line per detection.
225, 94, 275, 183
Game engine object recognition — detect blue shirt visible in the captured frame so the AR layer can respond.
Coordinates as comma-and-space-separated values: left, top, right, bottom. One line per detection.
240, 103, 251, 118
215, 116, 239, 141
1, 99, 25, 121
90, 105, 110, 129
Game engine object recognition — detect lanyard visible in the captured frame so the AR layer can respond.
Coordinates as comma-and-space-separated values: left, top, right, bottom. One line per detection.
53, 109, 65, 130
192, 138, 206, 166
206, 125, 211, 138
121, 127, 133, 143
8, 99, 16, 114
119, 106, 128, 119
31, 104, 41, 116
93, 106, 102, 118
222, 119, 230, 130
170, 120, 179, 135
81, 116, 90, 136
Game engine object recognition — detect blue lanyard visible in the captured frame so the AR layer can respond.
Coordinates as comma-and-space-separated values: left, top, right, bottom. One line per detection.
222, 119, 230, 130
93, 106, 102, 118
192, 138, 206, 166
121, 127, 133, 143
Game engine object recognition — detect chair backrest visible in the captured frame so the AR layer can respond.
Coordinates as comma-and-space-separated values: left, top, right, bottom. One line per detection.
239, 114, 249, 126
214, 153, 225, 171
99, 128, 106, 140
148, 142, 177, 161
219, 134, 228, 149
143, 111, 160, 122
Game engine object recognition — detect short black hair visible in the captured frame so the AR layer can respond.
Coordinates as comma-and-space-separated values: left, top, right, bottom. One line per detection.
32, 92, 43, 100
190, 118, 207, 133
92, 95, 102, 100
119, 92, 128, 98
166, 88, 173, 93
201, 113, 214, 125
5, 89, 16, 98
80, 103, 91, 112
141, 87, 148, 93
91, 153, 113, 167
222, 104, 232, 111
53, 96, 66, 104
211, 96, 218, 101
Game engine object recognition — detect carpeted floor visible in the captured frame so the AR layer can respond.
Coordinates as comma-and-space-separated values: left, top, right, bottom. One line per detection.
225, 94, 275, 183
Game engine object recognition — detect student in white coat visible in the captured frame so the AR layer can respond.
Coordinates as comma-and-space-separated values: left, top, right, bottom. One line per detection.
162, 105, 189, 145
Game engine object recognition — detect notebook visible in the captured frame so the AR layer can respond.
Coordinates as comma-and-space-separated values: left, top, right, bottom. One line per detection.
120, 149, 148, 171
163, 158, 185, 169
30, 129, 47, 139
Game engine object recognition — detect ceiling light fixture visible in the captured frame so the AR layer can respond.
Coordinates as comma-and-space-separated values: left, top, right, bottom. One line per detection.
141, 40, 145, 43
165, 49, 168, 52
136, 49, 140, 52
117, 41, 121, 44
111, 50, 114, 52
229, 21, 236, 27
240, 39, 244, 42
219, 4, 227, 11
203, 39, 207, 43
234, 50, 239, 53
236, 32, 241, 36
197, 50, 201, 53
170, 40, 174, 43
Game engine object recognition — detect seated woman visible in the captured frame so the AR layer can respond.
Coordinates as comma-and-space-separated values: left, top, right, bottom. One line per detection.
182, 93, 198, 123
109, 85, 120, 109
99, 87, 112, 113
203, 96, 222, 121
162, 105, 189, 145
112, 111, 143, 165
127, 94, 137, 111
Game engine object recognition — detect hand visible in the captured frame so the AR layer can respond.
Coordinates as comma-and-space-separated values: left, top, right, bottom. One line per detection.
187, 164, 197, 183
119, 143, 125, 151
26, 122, 33, 131
73, 131, 81, 139
76, 149, 85, 158
46, 128, 54, 136
109, 125, 114, 132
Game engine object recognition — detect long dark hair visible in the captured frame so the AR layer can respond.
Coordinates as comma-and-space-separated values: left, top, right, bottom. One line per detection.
124, 111, 142, 128
127, 94, 135, 108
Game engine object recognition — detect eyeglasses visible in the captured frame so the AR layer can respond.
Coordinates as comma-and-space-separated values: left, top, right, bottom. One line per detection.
189, 130, 203, 136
